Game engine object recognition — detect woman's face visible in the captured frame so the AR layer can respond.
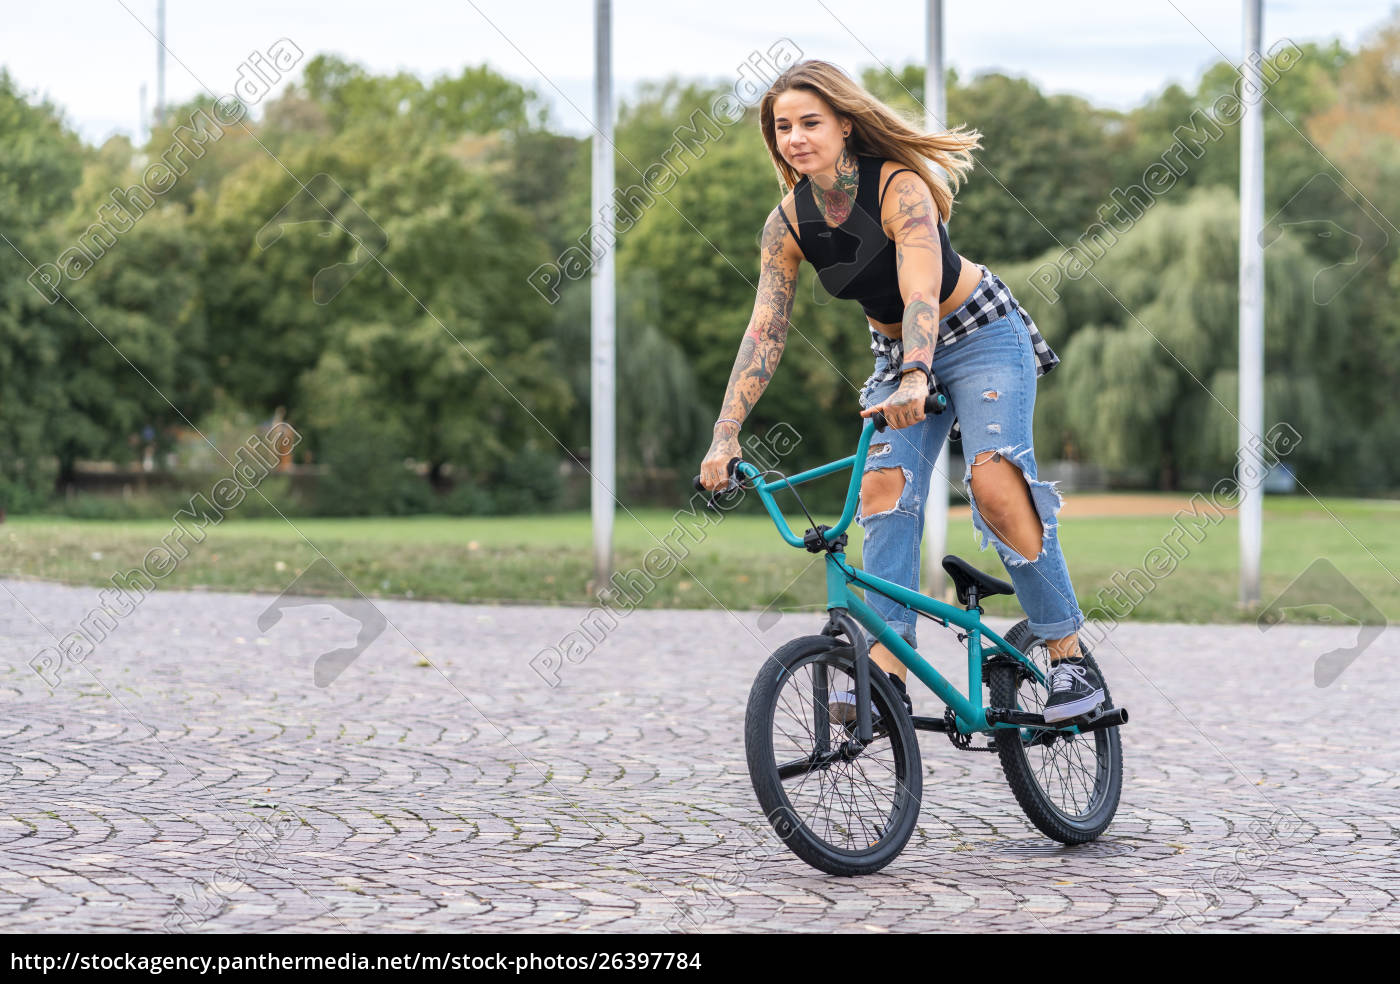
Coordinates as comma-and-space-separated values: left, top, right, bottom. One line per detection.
772, 89, 848, 175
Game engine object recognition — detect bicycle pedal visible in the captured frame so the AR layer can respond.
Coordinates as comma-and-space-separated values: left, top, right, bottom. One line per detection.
1066, 705, 1129, 733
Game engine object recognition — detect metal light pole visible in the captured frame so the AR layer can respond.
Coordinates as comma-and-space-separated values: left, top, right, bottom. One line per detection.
1238, 0, 1265, 606
155, 0, 166, 127
591, 0, 617, 589
923, 0, 952, 602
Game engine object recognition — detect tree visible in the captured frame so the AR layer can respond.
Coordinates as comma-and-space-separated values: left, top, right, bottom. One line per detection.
617, 121, 880, 479
1045, 187, 1331, 489
296, 151, 571, 503
0, 71, 85, 503
287, 55, 544, 146
862, 64, 1124, 264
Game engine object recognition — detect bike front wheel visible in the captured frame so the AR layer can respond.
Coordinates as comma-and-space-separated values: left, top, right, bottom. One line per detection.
987, 619, 1122, 843
745, 635, 923, 876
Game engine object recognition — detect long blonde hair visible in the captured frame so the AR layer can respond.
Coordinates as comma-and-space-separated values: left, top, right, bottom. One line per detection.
759, 59, 980, 222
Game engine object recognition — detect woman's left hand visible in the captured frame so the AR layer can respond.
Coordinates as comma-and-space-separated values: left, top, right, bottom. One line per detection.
860, 372, 929, 429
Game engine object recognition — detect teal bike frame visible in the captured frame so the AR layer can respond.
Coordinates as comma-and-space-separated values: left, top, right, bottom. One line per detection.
736, 417, 1048, 737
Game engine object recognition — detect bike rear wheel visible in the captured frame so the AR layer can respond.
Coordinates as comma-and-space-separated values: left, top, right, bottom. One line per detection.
987, 619, 1122, 843
745, 636, 922, 876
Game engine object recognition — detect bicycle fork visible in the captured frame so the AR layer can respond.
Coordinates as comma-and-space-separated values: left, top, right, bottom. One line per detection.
821, 608, 875, 745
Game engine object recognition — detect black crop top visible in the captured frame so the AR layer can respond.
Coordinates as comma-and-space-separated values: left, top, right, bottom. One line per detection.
778, 155, 962, 323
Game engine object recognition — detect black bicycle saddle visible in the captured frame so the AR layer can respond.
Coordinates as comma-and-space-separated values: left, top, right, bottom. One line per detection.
941, 555, 1014, 606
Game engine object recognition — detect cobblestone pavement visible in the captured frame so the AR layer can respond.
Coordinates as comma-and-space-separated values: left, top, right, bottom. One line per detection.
1, 578, 1396, 933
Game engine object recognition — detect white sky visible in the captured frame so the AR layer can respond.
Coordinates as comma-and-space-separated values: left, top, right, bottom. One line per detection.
5, 0, 1395, 146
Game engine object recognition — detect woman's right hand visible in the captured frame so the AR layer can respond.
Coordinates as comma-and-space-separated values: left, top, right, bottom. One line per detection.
700, 429, 742, 491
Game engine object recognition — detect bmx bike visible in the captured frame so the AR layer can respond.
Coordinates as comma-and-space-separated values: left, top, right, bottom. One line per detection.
694, 394, 1127, 876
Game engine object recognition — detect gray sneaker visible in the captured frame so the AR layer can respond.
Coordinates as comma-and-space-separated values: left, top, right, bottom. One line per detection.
827, 689, 874, 726
829, 673, 912, 725
1042, 659, 1105, 723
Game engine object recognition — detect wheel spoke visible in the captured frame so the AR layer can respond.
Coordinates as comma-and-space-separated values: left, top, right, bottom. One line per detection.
763, 650, 913, 858
1001, 637, 1118, 825
846, 757, 896, 835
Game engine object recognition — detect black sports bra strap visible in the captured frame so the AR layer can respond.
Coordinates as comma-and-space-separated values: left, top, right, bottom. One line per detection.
879, 167, 917, 210
777, 201, 803, 254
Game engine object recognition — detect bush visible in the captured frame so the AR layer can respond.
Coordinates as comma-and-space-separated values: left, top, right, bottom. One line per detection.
439, 481, 496, 516
425, 449, 565, 516
313, 418, 434, 516
492, 447, 564, 513
35, 474, 306, 522
50, 491, 178, 520
225, 475, 304, 519
0, 479, 53, 516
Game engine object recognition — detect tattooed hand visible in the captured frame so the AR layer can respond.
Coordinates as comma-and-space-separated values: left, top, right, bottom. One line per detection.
700, 427, 743, 491
860, 371, 929, 429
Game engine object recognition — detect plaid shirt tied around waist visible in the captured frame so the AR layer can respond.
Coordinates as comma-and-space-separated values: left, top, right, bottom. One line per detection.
862, 265, 1060, 395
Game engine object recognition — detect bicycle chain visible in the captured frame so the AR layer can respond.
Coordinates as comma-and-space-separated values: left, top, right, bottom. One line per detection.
944, 707, 998, 752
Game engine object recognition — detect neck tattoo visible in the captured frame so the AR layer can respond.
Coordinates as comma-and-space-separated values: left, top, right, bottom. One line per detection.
811, 147, 858, 226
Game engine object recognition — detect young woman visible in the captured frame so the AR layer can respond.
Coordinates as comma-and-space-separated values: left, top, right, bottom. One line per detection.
697, 60, 1101, 723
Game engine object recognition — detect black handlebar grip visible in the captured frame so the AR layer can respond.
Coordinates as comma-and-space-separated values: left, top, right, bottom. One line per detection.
872, 392, 948, 431
692, 456, 743, 494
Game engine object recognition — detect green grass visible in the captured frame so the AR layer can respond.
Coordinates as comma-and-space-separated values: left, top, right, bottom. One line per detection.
3, 494, 1398, 623
1036, 497, 1400, 623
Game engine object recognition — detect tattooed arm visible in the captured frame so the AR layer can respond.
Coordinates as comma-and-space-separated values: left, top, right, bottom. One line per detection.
860, 168, 941, 430
888, 171, 941, 366
699, 204, 801, 490
718, 207, 800, 423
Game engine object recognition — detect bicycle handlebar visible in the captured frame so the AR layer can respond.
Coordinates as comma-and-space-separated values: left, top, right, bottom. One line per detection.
691, 456, 743, 509
691, 392, 950, 506
871, 392, 948, 431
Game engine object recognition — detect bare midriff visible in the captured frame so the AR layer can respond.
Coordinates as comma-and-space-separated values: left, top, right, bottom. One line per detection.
867, 255, 982, 340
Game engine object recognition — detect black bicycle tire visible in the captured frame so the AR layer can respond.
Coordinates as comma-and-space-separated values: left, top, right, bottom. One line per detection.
988, 619, 1123, 844
744, 635, 923, 876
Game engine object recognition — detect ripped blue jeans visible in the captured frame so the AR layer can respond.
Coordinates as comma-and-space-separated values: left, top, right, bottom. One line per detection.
856, 307, 1085, 648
